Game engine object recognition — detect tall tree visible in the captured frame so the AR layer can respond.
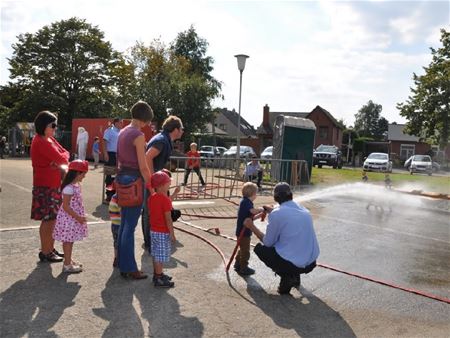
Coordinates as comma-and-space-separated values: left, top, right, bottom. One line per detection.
170, 26, 222, 135
354, 100, 388, 140
6, 17, 124, 128
397, 29, 450, 148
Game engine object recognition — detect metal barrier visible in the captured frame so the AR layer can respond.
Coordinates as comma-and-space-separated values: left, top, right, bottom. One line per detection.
168, 156, 310, 200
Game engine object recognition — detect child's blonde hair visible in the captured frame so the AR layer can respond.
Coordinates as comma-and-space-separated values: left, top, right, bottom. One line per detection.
190, 142, 197, 148
242, 182, 258, 198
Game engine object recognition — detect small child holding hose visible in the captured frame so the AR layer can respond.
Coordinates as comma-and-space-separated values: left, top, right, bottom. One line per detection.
234, 182, 265, 276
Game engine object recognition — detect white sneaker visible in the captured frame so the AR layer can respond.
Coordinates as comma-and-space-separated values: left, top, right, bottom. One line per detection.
63, 264, 83, 273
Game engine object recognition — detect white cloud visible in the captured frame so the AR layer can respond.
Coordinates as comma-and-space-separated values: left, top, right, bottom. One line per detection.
0, 0, 445, 127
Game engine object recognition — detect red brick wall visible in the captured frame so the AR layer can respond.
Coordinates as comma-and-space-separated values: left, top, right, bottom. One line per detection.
308, 109, 342, 148
390, 141, 431, 159
241, 138, 262, 155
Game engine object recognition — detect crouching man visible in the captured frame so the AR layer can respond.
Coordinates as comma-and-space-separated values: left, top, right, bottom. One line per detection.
243, 182, 320, 294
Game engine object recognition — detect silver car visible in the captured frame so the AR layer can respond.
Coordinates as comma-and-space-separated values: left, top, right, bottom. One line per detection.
363, 152, 392, 173
409, 155, 433, 176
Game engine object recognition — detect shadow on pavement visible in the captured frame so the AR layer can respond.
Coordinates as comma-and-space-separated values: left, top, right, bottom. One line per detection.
246, 277, 356, 338
93, 270, 204, 337
91, 203, 109, 221
0, 264, 81, 337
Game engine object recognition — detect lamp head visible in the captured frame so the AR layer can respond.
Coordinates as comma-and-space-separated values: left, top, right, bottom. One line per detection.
234, 54, 249, 71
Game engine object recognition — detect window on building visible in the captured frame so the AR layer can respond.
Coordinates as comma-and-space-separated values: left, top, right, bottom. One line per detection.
219, 124, 227, 131
319, 126, 328, 139
400, 144, 415, 160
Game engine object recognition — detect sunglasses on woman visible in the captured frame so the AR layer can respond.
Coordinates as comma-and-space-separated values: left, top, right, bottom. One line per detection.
48, 122, 57, 129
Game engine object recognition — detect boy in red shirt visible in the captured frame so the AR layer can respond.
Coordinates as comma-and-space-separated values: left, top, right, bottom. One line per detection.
149, 171, 176, 288
182, 142, 206, 190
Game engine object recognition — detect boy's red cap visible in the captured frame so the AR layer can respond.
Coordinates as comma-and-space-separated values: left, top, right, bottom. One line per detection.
151, 171, 171, 188
68, 160, 89, 172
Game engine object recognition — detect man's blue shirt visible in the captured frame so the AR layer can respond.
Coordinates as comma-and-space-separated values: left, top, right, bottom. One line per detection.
263, 200, 319, 268
103, 126, 120, 152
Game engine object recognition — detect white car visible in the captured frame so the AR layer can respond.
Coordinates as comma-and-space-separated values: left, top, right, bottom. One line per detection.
260, 146, 273, 160
409, 155, 433, 176
363, 152, 392, 173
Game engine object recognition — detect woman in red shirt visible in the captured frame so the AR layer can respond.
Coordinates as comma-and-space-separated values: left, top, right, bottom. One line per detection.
31, 111, 70, 262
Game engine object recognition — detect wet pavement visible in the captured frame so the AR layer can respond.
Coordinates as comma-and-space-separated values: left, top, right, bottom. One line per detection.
1, 159, 449, 337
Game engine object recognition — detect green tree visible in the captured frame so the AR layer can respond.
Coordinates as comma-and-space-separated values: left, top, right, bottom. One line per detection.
6, 17, 124, 128
127, 27, 222, 141
354, 100, 388, 140
170, 26, 222, 137
397, 29, 450, 148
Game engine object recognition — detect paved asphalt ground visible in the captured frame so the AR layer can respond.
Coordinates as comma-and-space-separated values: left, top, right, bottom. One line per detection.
1, 159, 449, 337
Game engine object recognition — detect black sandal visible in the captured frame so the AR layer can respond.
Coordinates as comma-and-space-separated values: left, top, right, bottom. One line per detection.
120, 271, 148, 280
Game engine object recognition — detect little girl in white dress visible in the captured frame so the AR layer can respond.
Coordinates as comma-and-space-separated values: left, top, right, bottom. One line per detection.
53, 160, 89, 273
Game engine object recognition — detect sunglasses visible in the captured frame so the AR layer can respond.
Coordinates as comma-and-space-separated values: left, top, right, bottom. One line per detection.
47, 122, 57, 129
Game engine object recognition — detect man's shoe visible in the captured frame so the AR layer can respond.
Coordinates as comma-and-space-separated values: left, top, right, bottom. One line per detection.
293, 274, 301, 289
277, 275, 293, 295
238, 267, 255, 276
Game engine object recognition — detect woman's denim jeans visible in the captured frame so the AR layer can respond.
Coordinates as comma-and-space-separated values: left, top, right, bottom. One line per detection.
116, 174, 143, 273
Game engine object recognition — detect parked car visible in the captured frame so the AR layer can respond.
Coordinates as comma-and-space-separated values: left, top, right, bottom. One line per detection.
260, 146, 273, 160
404, 155, 440, 173
313, 144, 343, 169
408, 154, 433, 175
222, 146, 256, 159
363, 152, 392, 172
199, 145, 226, 159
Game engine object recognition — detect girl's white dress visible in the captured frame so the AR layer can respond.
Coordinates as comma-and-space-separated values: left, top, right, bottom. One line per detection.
53, 183, 88, 242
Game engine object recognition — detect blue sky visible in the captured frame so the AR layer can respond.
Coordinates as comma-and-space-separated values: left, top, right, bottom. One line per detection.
1, 0, 448, 127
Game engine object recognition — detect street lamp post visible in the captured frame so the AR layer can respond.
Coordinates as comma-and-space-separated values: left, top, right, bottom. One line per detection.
234, 54, 249, 174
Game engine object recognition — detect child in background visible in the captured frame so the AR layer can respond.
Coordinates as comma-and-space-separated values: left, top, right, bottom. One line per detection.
182, 142, 206, 190
362, 171, 368, 182
92, 136, 101, 169
108, 193, 121, 267
149, 171, 176, 288
53, 160, 89, 273
384, 174, 392, 189
234, 182, 265, 276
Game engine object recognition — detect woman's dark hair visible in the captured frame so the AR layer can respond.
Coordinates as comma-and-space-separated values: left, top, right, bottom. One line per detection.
61, 170, 81, 190
162, 116, 182, 132
131, 101, 153, 123
34, 111, 57, 136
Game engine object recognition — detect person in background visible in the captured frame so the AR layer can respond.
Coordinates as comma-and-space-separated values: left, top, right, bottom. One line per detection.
53, 160, 89, 274
103, 118, 122, 201
116, 101, 153, 280
31, 111, 70, 263
182, 142, 206, 189
142, 116, 184, 249
102, 118, 121, 166
362, 171, 368, 182
244, 182, 319, 295
76, 127, 89, 161
92, 136, 101, 169
244, 155, 263, 191
0, 136, 6, 159
108, 193, 121, 268
384, 174, 392, 189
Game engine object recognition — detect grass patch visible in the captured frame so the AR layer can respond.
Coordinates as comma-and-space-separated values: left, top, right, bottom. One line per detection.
311, 167, 450, 194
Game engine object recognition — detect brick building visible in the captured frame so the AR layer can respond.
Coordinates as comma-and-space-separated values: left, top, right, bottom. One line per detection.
256, 104, 344, 150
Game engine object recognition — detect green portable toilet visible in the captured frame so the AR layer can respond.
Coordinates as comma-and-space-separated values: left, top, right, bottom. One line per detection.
272, 115, 316, 184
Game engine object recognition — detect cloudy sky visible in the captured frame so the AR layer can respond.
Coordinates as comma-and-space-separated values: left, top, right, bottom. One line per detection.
1, 0, 448, 127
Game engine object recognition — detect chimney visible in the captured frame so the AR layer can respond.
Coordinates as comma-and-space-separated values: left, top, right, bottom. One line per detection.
263, 104, 270, 127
